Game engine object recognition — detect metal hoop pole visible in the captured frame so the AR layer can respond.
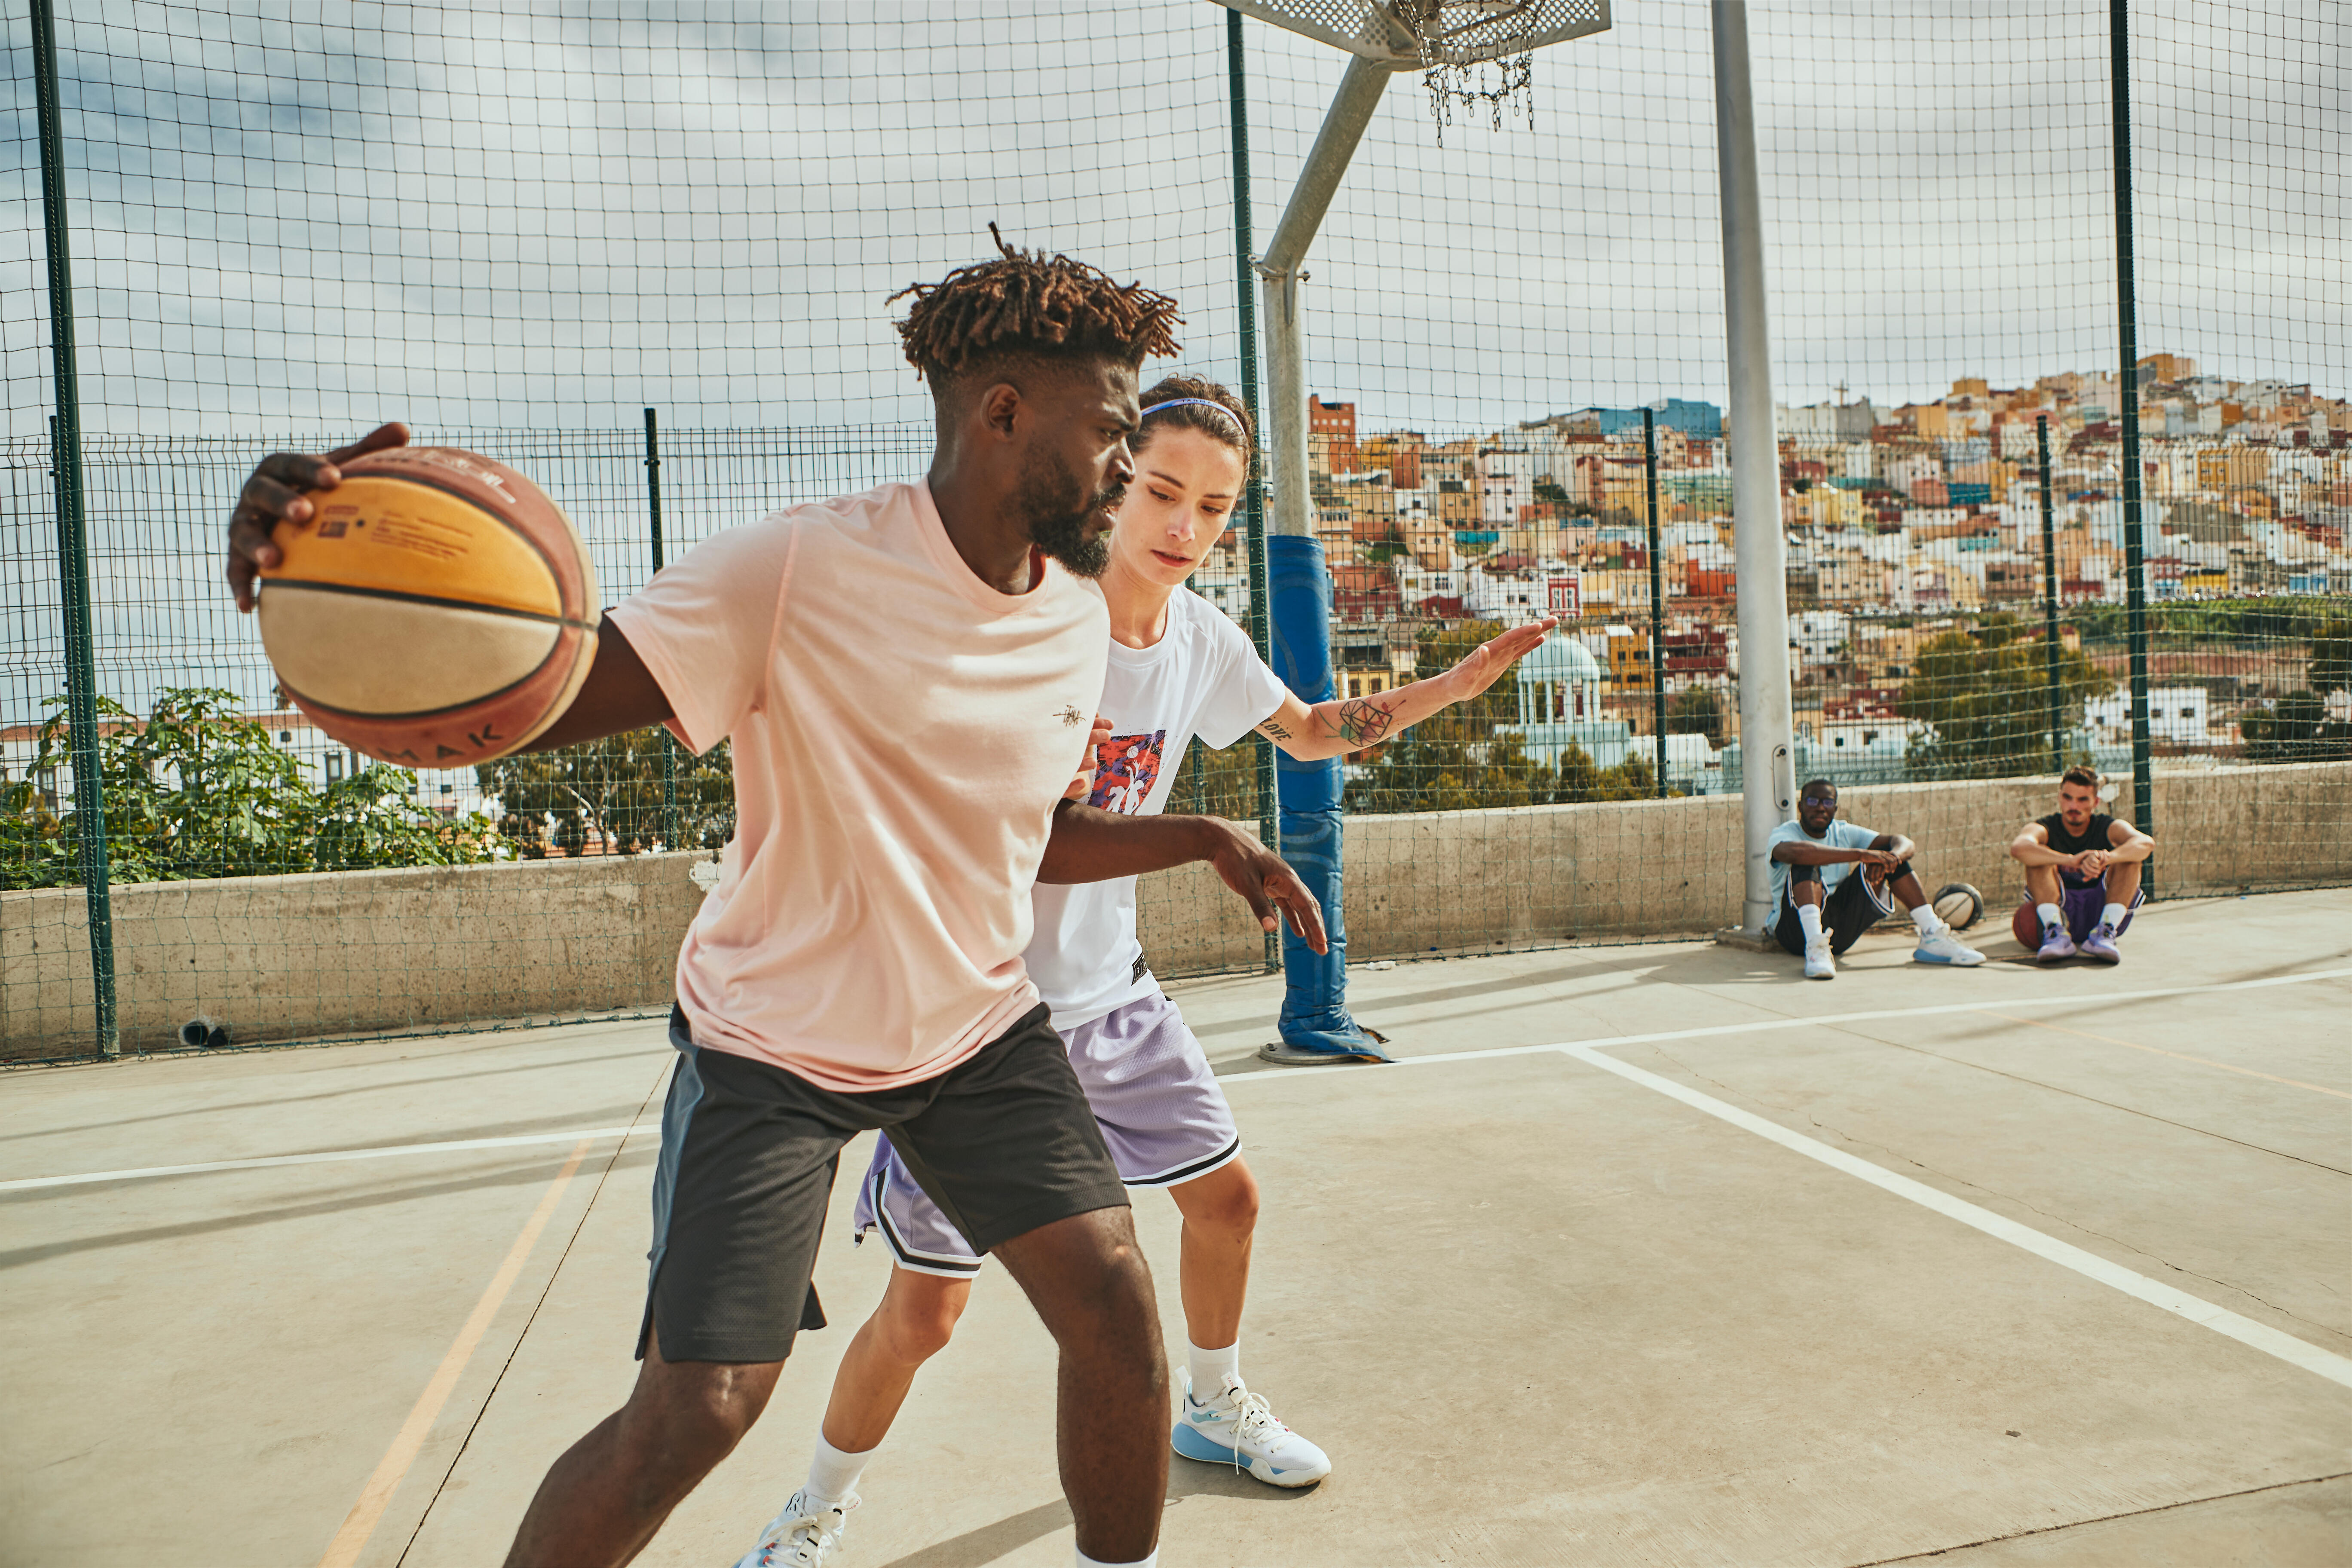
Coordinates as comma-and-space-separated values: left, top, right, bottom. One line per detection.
1712, 0, 1795, 933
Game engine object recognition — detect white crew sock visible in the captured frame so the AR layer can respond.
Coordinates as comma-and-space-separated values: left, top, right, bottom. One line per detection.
1076, 1551, 1157, 1568
2100, 902, 2127, 934
804, 1433, 874, 1508
1187, 1337, 1240, 1401
1796, 902, 1825, 945
1911, 903, 1943, 938
2036, 901, 2063, 931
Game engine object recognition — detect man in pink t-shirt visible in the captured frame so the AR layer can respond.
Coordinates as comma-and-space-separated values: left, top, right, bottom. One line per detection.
224, 237, 1324, 1568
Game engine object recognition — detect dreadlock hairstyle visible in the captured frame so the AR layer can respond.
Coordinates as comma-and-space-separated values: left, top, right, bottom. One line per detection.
891, 224, 1183, 395
1133, 373, 1255, 466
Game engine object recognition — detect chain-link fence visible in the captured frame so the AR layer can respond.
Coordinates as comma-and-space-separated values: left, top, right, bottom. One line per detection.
7, 1, 2344, 1061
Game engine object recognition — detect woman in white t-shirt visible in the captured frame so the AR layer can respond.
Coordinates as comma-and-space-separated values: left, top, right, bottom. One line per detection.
736, 379, 1553, 1564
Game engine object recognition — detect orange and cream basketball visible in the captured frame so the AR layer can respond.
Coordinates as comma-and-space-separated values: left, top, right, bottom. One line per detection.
255, 446, 598, 766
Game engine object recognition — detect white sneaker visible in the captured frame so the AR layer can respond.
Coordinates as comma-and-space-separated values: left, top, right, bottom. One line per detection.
1803, 939, 1836, 980
1913, 929, 1986, 967
733, 1489, 856, 1568
1171, 1369, 1332, 1487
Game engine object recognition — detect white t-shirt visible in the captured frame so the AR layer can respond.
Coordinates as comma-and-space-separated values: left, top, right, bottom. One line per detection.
1024, 588, 1288, 1028
606, 480, 1109, 1091
1763, 817, 1881, 929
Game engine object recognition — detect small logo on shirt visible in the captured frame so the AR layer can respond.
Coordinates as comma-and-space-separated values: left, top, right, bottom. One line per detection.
1058, 705, 1085, 726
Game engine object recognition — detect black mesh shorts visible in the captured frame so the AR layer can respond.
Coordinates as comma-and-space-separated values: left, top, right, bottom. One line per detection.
639, 1003, 1127, 1364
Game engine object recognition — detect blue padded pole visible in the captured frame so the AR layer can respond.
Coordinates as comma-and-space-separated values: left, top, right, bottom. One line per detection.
1268, 533, 1389, 1059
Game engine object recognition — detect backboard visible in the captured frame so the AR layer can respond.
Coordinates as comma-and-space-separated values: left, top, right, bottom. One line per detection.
1206, 0, 1610, 70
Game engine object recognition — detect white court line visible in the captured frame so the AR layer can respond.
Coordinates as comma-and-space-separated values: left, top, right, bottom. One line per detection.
1219, 965, 2352, 1088
1560, 1042, 2352, 1393
0, 1126, 649, 1193
10, 965, 2347, 1193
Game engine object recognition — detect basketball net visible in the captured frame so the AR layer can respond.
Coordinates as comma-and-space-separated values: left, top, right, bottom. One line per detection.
1394, 0, 1539, 142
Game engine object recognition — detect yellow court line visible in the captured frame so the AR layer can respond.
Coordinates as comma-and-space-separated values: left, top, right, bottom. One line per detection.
1977, 1010, 2352, 1100
315, 1138, 592, 1568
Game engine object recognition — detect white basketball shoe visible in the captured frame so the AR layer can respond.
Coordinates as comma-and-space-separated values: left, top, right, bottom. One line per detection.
733, 1489, 856, 1568
1171, 1369, 1332, 1487
1913, 928, 1987, 966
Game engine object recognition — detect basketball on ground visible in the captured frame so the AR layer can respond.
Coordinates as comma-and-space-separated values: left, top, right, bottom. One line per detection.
2011, 900, 2043, 949
1930, 882, 1984, 930
256, 446, 599, 767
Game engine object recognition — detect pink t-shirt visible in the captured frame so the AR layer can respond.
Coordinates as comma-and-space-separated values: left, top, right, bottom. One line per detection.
606, 480, 1109, 1091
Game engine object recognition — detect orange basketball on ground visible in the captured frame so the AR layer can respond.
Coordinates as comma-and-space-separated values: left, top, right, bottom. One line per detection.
256, 446, 599, 767
2011, 900, 2043, 949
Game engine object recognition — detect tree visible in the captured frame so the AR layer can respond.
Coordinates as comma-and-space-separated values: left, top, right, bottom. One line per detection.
1665, 687, 1725, 746
478, 729, 735, 857
2311, 618, 2352, 695
2240, 691, 2352, 764
1898, 615, 2114, 779
3, 687, 494, 890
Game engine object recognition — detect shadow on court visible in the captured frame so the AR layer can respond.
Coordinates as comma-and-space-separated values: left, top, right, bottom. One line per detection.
1, 888, 2346, 1568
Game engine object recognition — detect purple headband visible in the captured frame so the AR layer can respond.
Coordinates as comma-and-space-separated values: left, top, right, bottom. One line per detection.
1140, 396, 1245, 429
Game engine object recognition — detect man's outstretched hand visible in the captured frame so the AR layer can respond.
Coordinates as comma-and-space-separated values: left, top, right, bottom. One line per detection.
1204, 819, 1328, 954
225, 421, 409, 611
1037, 804, 1328, 954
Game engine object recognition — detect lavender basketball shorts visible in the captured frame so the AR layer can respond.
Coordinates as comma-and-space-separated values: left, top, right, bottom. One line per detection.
2057, 868, 2145, 941
853, 989, 1240, 1277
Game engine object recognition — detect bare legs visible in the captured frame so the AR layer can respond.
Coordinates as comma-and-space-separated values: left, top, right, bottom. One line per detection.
1170, 1158, 1259, 1351
821, 1266, 973, 1454
502, 1329, 782, 1568
506, 1207, 1166, 1567
817, 1163, 1263, 1559
994, 1207, 1168, 1563
2024, 859, 2139, 910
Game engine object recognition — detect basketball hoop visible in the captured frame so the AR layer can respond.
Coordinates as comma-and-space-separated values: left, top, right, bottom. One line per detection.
1209, 0, 1610, 1063
1210, 0, 1607, 139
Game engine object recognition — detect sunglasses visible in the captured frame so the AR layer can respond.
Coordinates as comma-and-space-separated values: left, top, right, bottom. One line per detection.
1800, 794, 1837, 807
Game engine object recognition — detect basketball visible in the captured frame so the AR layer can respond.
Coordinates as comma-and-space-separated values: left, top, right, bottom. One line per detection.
256, 446, 599, 767
2011, 900, 2043, 949
1930, 881, 1983, 930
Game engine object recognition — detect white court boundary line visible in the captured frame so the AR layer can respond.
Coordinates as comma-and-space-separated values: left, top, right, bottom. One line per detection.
1559, 1042, 2352, 1393
1219, 965, 2352, 1087
7, 966, 2345, 1194
0, 1126, 649, 1192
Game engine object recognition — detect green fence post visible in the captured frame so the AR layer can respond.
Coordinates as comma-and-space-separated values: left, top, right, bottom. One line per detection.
1228, 8, 1279, 972
1644, 408, 1668, 796
645, 409, 680, 853
34, 0, 118, 1057
2110, 0, 2156, 891
2037, 414, 2063, 771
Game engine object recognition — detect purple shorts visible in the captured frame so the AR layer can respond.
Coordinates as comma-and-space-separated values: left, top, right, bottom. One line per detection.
2056, 868, 2144, 941
852, 989, 1240, 1277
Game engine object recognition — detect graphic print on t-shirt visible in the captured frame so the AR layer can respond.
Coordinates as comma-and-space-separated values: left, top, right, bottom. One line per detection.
1088, 731, 1167, 815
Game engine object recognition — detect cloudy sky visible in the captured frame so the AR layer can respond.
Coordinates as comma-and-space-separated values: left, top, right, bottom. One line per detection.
4, 0, 2343, 443
0, 1, 2341, 723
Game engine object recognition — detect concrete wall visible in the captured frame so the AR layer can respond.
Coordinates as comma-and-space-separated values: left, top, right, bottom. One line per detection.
3, 853, 707, 1058
8, 762, 2346, 1059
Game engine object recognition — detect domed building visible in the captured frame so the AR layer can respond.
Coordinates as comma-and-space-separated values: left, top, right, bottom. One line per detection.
1503, 631, 1639, 772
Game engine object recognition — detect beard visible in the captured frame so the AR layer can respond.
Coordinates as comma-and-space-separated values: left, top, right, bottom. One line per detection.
1015, 449, 1118, 579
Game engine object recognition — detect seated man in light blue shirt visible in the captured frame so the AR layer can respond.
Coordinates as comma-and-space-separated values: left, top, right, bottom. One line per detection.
1767, 777, 1986, 979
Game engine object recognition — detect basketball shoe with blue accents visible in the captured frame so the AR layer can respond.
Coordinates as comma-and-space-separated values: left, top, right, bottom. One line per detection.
1171, 1369, 1332, 1487
732, 1489, 855, 1568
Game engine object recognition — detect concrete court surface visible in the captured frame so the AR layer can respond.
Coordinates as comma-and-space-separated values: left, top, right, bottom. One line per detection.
2, 888, 2347, 1568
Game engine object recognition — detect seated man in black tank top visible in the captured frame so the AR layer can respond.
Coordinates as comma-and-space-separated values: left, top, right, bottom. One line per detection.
2007, 765, 2157, 964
